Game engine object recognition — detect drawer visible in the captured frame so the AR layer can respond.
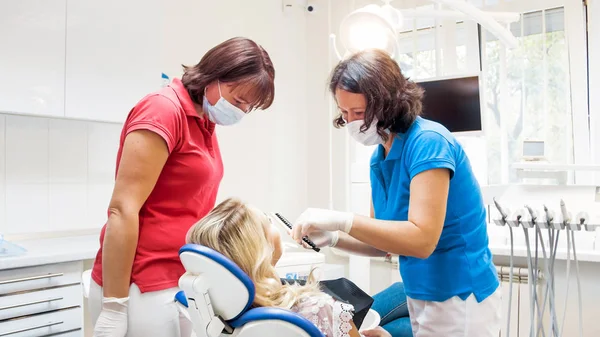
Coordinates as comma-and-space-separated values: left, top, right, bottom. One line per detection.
0, 307, 82, 337
0, 284, 82, 321
41, 330, 83, 337
0, 262, 82, 295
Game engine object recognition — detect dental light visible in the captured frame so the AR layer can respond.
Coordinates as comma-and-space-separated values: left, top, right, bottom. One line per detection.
337, 3, 402, 59
330, 0, 519, 61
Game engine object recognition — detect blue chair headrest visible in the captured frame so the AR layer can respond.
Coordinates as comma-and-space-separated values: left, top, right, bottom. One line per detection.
229, 307, 325, 336
179, 243, 255, 321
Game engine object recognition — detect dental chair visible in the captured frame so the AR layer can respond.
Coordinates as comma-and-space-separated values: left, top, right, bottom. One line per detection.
174, 243, 325, 337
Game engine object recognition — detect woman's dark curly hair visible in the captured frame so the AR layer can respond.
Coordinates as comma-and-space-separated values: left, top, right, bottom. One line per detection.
329, 49, 424, 141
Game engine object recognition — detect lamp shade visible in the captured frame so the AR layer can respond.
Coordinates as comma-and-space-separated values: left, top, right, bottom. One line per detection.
339, 4, 399, 57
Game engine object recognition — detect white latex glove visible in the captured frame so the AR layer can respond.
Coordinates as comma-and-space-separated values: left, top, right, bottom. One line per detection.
292, 208, 354, 244
304, 229, 340, 248
93, 297, 129, 337
309, 229, 340, 248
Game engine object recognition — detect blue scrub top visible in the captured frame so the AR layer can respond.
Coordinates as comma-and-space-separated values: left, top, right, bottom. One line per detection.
370, 117, 499, 303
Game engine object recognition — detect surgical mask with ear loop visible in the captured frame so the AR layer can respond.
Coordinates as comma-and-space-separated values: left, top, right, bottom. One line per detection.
202, 81, 246, 125
346, 118, 388, 146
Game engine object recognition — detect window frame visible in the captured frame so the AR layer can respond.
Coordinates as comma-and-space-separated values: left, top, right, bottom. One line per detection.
346, 0, 591, 187
586, 0, 600, 184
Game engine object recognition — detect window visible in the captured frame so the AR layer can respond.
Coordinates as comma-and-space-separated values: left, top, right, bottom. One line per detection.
482, 7, 573, 184
350, 20, 474, 174
349, 6, 581, 188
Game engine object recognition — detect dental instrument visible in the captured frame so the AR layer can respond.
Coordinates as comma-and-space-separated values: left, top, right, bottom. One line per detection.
492, 199, 590, 337
273, 213, 321, 252
526, 205, 547, 337
493, 198, 514, 337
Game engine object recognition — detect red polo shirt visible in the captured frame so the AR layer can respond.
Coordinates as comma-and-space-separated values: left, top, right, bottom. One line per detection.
91, 78, 224, 293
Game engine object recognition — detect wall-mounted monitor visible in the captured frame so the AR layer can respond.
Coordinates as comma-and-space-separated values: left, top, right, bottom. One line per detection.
416, 75, 483, 133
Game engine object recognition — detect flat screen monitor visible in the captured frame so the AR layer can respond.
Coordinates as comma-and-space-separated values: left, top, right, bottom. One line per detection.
416, 75, 482, 133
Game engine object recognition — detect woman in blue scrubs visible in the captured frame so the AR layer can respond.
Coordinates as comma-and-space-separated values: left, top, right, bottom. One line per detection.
292, 49, 501, 337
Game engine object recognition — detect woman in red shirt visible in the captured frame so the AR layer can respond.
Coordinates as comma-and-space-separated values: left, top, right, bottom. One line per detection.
88, 37, 275, 337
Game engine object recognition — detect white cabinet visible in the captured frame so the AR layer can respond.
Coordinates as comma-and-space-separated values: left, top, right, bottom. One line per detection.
0, 261, 85, 336
0, 0, 67, 117
64, 0, 163, 123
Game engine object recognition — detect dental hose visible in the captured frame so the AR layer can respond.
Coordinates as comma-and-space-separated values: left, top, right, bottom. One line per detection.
536, 205, 560, 337
526, 205, 546, 337
500, 201, 584, 337
571, 217, 583, 337
536, 224, 560, 337
494, 198, 513, 337
508, 225, 514, 337
559, 227, 571, 337
518, 208, 535, 337
524, 232, 536, 337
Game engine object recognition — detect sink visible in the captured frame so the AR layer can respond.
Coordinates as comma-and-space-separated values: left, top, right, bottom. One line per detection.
0, 235, 27, 258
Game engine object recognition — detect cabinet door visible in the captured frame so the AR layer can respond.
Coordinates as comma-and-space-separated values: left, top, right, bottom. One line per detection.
65, 0, 162, 123
0, 0, 67, 117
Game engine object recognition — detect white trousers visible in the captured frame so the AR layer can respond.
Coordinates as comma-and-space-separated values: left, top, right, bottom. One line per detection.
407, 287, 502, 337
89, 280, 193, 337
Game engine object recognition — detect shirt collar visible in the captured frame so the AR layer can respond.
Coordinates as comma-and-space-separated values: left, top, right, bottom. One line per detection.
169, 78, 203, 118
169, 78, 216, 133
370, 117, 422, 165
169, 78, 215, 134
370, 135, 404, 166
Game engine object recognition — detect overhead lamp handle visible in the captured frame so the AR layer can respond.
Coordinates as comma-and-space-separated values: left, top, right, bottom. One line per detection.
330, 34, 343, 61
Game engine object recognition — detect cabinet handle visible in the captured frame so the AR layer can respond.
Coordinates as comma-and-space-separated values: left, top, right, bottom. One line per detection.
0, 320, 63, 336
0, 273, 63, 285
0, 296, 64, 311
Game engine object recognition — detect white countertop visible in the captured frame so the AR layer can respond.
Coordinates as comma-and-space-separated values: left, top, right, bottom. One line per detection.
2, 234, 597, 271
0, 234, 100, 270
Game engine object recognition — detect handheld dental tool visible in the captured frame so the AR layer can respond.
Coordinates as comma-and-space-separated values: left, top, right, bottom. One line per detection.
493, 198, 514, 337
272, 213, 320, 252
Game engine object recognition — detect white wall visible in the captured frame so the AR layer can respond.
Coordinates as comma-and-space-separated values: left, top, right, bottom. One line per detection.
588, 0, 600, 183
159, 0, 310, 219
0, 116, 121, 236
1, 0, 313, 236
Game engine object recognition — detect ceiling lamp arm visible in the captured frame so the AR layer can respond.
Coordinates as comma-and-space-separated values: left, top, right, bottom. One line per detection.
429, 0, 518, 48
329, 34, 343, 61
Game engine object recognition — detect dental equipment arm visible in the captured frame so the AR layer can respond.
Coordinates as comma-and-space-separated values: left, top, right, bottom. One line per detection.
558, 202, 584, 337
526, 205, 547, 337
560, 200, 571, 230
516, 207, 536, 337
493, 198, 513, 337
493, 197, 509, 221
492, 200, 586, 337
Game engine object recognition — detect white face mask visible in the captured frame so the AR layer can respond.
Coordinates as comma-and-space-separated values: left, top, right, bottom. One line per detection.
203, 81, 246, 125
346, 119, 386, 146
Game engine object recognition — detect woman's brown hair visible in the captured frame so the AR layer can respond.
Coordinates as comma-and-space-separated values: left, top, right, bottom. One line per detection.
329, 49, 424, 140
181, 37, 275, 111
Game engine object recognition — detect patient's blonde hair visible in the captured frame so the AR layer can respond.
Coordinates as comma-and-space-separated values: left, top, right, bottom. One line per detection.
186, 197, 324, 309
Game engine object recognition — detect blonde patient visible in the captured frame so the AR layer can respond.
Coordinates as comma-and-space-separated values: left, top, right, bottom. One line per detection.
185, 197, 390, 337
